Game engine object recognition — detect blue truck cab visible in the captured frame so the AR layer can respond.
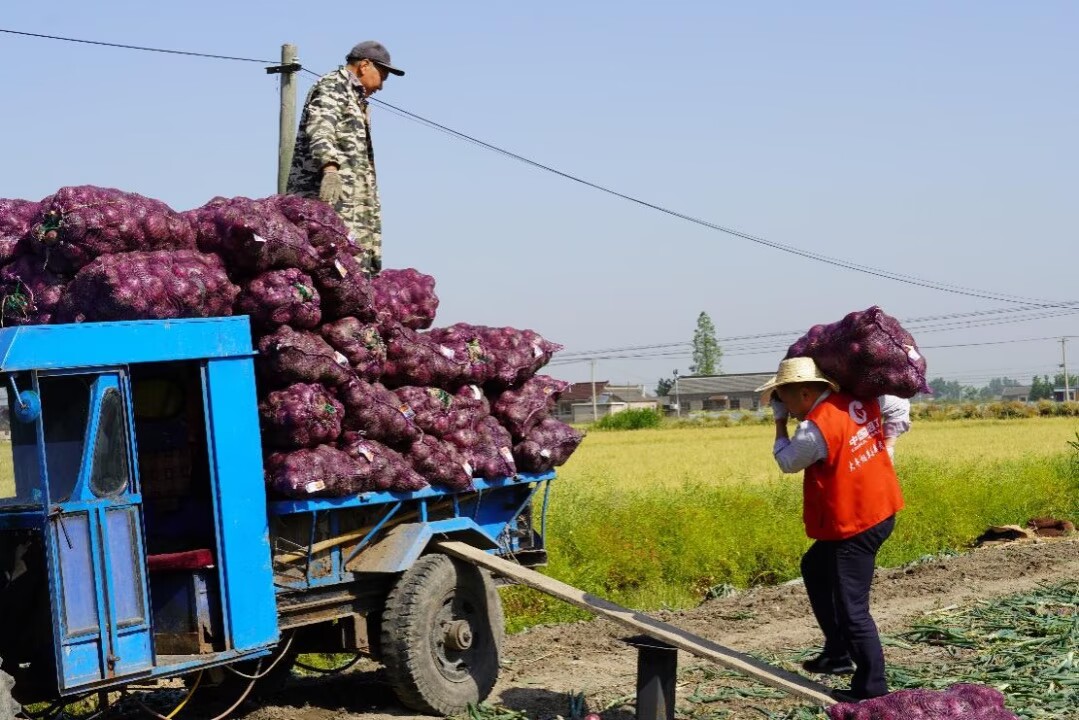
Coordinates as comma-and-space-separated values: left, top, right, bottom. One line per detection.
0, 317, 552, 717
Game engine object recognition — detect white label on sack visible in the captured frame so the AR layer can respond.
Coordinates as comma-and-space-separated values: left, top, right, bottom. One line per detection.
532, 343, 544, 358
335, 259, 348, 278
253, 233, 268, 244
904, 345, 922, 362
357, 445, 375, 462
499, 447, 514, 464
439, 345, 456, 359
305, 480, 326, 494
399, 404, 415, 420
347, 232, 358, 247
463, 462, 474, 477
333, 351, 349, 366
540, 448, 552, 459
468, 385, 482, 400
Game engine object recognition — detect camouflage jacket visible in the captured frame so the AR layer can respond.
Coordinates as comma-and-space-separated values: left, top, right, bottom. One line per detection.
287, 67, 381, 267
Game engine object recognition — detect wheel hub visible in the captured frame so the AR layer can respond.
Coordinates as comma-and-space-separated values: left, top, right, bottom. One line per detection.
444, 619, 474, 651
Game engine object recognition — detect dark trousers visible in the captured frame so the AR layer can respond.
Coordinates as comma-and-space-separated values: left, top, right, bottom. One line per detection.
801, 515, 895, 698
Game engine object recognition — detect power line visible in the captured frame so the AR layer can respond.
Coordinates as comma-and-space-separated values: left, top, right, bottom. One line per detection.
0, 28, 273, 64
7, 26, 1076, 310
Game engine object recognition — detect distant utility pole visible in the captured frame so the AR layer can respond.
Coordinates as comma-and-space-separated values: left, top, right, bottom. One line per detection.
1062, 338, 1070, 402
267, 43, 302, 194
590, 359, 598, 422
673, 370, 681, 418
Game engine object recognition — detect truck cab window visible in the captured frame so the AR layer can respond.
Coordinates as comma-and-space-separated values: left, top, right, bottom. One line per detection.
89, 388, 130, 498
40, 376, 92, 503
0, 380, 43, 506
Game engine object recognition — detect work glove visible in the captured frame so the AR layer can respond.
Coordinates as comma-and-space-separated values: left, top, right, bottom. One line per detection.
770, 398, 789, 421
319, 168, 343, 205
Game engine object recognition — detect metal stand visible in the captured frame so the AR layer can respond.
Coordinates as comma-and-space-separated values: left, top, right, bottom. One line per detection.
623, 635, 678, 720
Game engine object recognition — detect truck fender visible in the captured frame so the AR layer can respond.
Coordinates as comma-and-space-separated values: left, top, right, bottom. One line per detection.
345, 518, 498, 574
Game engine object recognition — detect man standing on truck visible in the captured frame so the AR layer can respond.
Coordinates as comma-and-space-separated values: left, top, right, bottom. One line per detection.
757, 357, 910, 701
287, 40, 405, 275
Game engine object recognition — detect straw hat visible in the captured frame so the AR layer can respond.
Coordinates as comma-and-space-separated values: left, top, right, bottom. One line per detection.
755, 357, 839, 403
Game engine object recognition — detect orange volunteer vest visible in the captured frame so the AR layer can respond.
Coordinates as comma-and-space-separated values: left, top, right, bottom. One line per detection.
803, 392, 904, 541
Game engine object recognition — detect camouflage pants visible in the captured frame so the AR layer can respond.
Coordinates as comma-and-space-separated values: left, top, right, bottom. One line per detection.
335, 168, 382, 274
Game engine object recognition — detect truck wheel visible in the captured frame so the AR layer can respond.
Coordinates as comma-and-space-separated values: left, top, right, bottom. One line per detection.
380, 553, 504, 716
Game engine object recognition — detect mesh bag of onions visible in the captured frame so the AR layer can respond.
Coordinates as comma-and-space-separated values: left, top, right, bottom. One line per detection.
785, 306, 929, 399
0, 255, 67, 326
0, 199, 39, 263
827, 683, 1020, 720
56, 250, 238, 323
31, 186, 195, 273
339, 432, 427, 492
258, 383, 344, 450
513, 418, 583, 473
265, 445, 370, 498
371, 268, 439, 329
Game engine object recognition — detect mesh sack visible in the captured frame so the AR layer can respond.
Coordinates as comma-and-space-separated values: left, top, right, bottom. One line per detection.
235, 268, 321, 330
320, 317, 386, 379
256, 325, 354, 388
393, 385, 490, 437
513, 418, 583, 473
186, 196, 320, 276
785, 306, 929, 399
492, 374, 569, 438
380, 322, 468, 389
407, 435, 473, 491
311, 251, 375, 321
336, 377, 422, 446
258, 382, 344, 450
0, 199, 40, 263
827, 684, 1017, 720
426, 323, 563, 388
447, 415, 517, 480
56, 250, 238, 323
270, 194, 357, 258
371, 268, 439, 330
339, 432, 428, 492
265, 445, 370, 498
31, 186, 195, 273
0, 255, 67, 326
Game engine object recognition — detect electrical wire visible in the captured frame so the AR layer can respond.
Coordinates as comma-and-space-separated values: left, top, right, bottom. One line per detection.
2, 26, 1069, 309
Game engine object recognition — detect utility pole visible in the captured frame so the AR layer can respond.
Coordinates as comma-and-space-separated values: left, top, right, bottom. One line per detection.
267, 43, 302, 194
1062, 338, 1070, 402
673, 370, 681, 418
590, 358, 599, 422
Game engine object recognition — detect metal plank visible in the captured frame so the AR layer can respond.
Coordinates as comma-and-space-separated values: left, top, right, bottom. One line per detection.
434, 540, 837, 708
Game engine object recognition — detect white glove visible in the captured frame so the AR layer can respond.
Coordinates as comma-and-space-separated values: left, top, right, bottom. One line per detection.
770, 398, 789, 421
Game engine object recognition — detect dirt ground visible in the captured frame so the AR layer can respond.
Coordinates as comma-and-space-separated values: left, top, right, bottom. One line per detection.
229, 538, 1079, 720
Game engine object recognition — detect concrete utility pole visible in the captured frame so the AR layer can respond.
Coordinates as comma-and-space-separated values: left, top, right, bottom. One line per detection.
673, 370, 681, 418
267, 44, 301, 194
1062, 338, 1070, 402
590, 359, 598, 422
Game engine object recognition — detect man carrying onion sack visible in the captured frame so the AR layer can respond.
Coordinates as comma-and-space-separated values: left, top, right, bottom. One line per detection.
757, 357, 910, 701
287, 40, 405, 275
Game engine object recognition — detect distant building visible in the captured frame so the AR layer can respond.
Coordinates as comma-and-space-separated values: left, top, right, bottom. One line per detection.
1053, 388, 1078, 402
668, 372, 775, 413
1001, 386, 1031, 402
555, 381, 659, 423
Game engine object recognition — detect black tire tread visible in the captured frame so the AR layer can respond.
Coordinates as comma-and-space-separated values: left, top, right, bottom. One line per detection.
380, 553, 503, 715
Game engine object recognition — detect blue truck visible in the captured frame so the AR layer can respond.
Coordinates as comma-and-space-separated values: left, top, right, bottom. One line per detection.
0, 316, 553, 718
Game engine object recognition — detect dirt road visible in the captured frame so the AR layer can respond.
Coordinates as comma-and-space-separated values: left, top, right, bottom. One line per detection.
235, 538, 1079, 720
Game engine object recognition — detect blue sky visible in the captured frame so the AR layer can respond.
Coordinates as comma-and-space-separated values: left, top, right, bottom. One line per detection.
2, 2, 1076, 390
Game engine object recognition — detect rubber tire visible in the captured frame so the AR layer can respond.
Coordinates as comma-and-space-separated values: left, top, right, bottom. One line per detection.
0, 668, 19, 720
380, 553, 504, 716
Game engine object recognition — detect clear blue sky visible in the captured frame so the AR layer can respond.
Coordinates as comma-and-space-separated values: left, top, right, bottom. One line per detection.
2, 2, 1076, 390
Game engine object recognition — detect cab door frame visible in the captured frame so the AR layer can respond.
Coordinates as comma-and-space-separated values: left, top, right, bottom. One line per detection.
42, 368, 154, 691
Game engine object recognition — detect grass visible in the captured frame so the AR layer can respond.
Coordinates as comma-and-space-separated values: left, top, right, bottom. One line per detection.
503, 417, 1079, 631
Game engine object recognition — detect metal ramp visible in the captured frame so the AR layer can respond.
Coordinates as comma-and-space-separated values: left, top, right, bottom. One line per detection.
435, 540, 838, 708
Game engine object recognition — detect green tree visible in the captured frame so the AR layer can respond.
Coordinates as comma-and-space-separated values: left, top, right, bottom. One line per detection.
690, 312, 721, 375
655, 377, 675, 397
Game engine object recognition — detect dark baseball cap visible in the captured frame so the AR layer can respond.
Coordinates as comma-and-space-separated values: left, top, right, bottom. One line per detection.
346, 41, 405, 76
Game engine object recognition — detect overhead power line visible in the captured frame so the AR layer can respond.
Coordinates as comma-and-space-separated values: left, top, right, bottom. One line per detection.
3, 26, 1072, 310
0, 28, 273, 64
